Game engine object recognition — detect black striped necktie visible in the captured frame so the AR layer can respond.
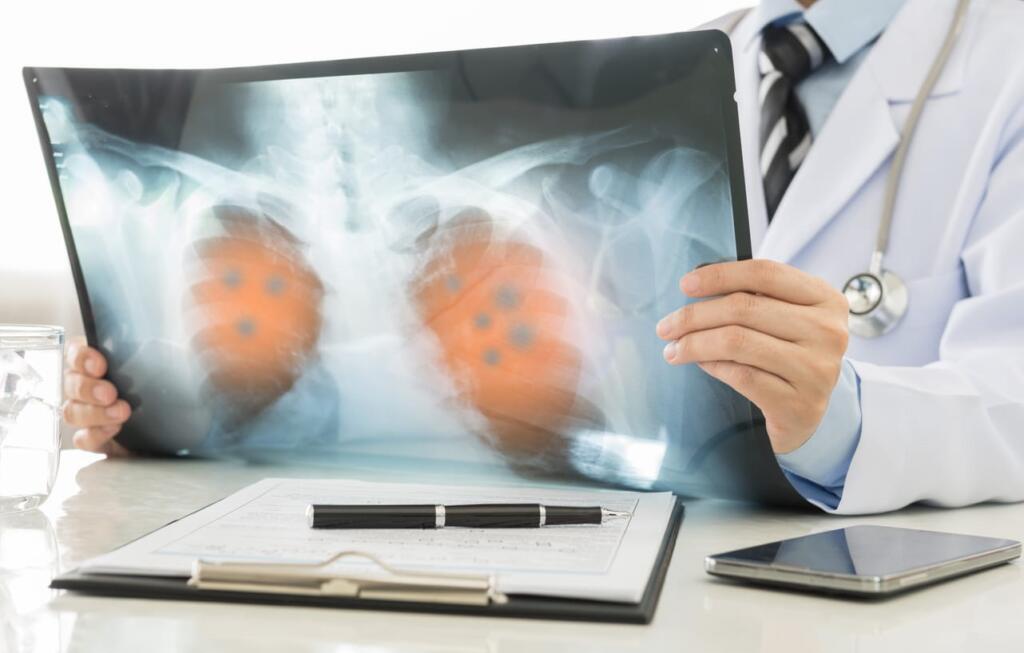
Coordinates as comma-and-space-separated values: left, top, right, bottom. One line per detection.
759, 21, 830, 220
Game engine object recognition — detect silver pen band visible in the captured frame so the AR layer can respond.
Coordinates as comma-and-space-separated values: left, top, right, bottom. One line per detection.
435, 505, 445, 528
539, 505, 546, 527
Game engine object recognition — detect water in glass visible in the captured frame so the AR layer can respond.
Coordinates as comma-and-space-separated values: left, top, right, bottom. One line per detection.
0, 326, 63, 513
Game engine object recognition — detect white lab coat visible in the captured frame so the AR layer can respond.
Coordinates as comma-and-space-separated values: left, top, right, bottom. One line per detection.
719, 0, 1024, 513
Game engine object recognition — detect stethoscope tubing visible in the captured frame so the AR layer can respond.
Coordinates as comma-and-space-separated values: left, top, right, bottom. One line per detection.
873, 0, 971, 274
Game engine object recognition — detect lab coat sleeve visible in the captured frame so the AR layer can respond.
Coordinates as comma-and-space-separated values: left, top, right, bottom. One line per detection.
835, 99, 1024, 515
776, 359, 863, 509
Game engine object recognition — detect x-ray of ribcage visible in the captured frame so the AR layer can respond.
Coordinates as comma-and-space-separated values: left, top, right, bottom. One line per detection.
33, 37, 797, 502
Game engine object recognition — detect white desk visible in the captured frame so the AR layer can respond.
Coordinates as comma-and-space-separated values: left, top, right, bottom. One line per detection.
3, 450, 1023, 653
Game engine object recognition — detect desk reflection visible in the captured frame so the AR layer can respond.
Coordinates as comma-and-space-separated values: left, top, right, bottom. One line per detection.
38, 452, 1024, 653
54, 596, 653, 653
0, 510, 63, 653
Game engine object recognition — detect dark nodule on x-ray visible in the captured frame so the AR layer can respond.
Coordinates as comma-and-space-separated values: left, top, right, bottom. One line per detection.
26, 32, 803, 504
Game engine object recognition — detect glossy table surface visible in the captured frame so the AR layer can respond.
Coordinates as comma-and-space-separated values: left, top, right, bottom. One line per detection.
3, 450, 1023, 653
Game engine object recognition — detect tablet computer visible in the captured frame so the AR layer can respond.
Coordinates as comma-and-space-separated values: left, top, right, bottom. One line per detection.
706, 525, 1022, 595
25, 30, 802, 504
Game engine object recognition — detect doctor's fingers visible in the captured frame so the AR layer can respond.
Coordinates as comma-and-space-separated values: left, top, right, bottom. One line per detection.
681, 259, 837, 306
65, 342, 108, 378
72, 426, 130, 456
64, 372, 118, 406
696, 360, 793, 415
663, 326, 813, 387
62, 398, 131, 429
656, 293, 813, 343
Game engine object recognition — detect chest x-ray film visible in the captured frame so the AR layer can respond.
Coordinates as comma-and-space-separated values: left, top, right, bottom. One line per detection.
26, 31, 802, 504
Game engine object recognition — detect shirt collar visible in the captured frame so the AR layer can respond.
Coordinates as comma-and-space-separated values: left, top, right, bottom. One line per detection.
747, 0, 907, 64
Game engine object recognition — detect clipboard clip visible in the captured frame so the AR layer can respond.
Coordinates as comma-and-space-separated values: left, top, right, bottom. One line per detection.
188, 550, 509, 606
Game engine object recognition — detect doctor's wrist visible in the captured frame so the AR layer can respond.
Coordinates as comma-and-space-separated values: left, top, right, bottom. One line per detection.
776, 359, 863, 489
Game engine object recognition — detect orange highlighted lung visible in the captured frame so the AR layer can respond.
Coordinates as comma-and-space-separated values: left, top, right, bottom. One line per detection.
188, 205, 324, 415
412, 208, 582, 458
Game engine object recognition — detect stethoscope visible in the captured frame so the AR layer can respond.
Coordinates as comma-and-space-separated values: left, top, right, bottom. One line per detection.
841, 0, 971, 337
727, 0, 971, 338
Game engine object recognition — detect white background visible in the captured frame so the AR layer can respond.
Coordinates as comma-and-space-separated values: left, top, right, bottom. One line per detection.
0, 0, 746, 336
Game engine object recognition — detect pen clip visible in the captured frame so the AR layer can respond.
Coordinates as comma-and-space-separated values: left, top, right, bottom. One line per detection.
188, 550, 508, 606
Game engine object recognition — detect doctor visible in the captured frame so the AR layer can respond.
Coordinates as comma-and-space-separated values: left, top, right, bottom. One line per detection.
61, 0, 1024, 515
654, 0, 1024, 513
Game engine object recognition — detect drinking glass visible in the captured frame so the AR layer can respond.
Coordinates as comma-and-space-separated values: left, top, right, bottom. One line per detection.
0, 325, 64, 513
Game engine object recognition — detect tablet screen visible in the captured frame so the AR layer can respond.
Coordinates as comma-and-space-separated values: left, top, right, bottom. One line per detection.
26, 31, 799, 503
713, 525, 1020, 578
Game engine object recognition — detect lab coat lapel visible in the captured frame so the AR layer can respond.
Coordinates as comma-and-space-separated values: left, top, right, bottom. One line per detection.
754, 0, 970, 264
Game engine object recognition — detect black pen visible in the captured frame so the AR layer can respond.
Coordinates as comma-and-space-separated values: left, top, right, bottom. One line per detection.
305, 503, 632, 529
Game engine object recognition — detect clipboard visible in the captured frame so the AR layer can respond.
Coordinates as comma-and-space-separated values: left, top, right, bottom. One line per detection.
51, 498, 683, 624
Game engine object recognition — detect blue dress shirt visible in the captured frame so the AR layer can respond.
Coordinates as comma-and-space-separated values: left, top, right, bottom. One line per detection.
751, 0, 907, 509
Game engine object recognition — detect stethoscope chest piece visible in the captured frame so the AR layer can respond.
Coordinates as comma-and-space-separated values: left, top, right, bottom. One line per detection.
843, 269, 909, 338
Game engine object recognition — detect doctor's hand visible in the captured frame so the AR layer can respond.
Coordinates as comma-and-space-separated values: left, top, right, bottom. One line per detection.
656, 260, 850, 455
62, 339, 131, 456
